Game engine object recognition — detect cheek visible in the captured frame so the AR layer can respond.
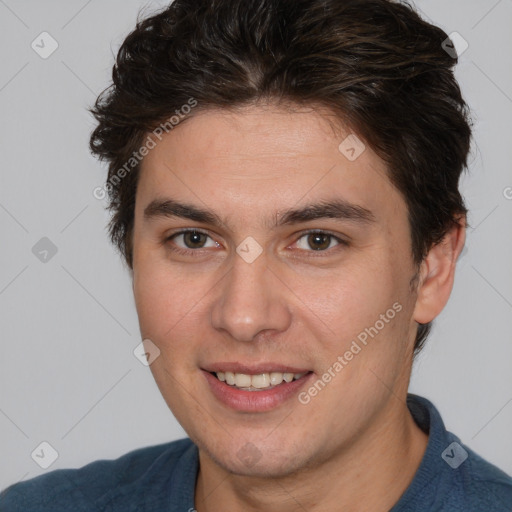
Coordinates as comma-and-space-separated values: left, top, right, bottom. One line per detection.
307, 254, 396, 331
132, 252, 215, 350
133, 253, 181, 337
304, 250, 410, 369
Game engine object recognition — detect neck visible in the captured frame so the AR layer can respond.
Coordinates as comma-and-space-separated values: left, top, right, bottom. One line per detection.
195, 397, 429, 512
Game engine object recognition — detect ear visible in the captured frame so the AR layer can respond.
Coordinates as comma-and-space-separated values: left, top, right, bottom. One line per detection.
413, 217, 466, 324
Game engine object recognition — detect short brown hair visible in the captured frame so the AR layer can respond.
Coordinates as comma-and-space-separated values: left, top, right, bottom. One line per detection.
89, 0, 473, 353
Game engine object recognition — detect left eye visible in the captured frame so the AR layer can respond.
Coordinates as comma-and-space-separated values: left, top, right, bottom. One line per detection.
294, 232, 342, 251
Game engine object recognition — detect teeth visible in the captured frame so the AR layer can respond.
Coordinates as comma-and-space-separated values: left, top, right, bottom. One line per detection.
251, 373, 270, 389
215, 371, 307, 390
235, 373, 252, 388
270, 372, 284, 385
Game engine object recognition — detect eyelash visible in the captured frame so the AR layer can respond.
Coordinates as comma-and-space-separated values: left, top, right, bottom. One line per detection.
165, 228, 349, 257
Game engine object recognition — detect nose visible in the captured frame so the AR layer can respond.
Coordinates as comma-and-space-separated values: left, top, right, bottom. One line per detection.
210, 251, 292, 343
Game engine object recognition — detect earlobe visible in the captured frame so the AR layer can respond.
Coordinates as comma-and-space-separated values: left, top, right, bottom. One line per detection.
413, 217, 466, 324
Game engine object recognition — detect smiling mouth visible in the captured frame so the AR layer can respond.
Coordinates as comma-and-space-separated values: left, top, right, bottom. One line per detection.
211, 371, 312, 391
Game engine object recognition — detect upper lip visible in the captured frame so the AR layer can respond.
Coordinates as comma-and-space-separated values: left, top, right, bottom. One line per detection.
203, 362, 312, 374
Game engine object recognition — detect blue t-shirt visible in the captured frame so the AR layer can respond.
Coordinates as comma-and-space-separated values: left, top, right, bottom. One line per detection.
1, 394, 511, 511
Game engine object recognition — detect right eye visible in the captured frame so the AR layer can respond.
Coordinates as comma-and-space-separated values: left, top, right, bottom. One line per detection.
166, 229, 221, 255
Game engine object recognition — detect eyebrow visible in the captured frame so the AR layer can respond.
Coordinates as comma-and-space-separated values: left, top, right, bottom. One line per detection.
143, 197, 376, 228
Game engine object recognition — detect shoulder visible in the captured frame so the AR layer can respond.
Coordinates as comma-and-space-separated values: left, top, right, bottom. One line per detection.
429, 428, 512, 511
0, 438, 195, 512
398, 395, 512, 512
459, 447, 512, 510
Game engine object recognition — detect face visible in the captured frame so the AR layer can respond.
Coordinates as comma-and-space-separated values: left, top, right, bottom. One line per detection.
132, 104, 421, 477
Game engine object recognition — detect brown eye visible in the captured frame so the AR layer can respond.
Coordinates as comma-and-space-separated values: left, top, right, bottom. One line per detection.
182, 231, 208, 249
294, 231, 346, 252
168, 230, 219, 252
307, 233, 332, 251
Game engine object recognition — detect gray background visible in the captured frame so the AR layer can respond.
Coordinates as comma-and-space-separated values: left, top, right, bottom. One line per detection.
0, 0, 511, 491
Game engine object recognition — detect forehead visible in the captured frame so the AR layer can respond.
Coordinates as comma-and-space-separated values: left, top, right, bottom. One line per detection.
145, 104, 360, 172
136, 104, 404, 229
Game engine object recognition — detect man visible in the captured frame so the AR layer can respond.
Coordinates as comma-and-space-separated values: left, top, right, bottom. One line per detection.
2, 0, 511, 510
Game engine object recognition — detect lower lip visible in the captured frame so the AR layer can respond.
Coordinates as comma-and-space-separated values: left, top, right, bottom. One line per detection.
203, 370, 313, 412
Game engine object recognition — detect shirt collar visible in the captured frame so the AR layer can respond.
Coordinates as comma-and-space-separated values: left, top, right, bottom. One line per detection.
162, 393, 454, 511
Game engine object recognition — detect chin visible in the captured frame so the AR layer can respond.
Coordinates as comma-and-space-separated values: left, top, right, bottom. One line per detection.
196, 434, 317, 479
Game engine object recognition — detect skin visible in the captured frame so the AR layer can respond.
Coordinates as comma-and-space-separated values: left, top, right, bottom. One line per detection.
131, 102, 465, 512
